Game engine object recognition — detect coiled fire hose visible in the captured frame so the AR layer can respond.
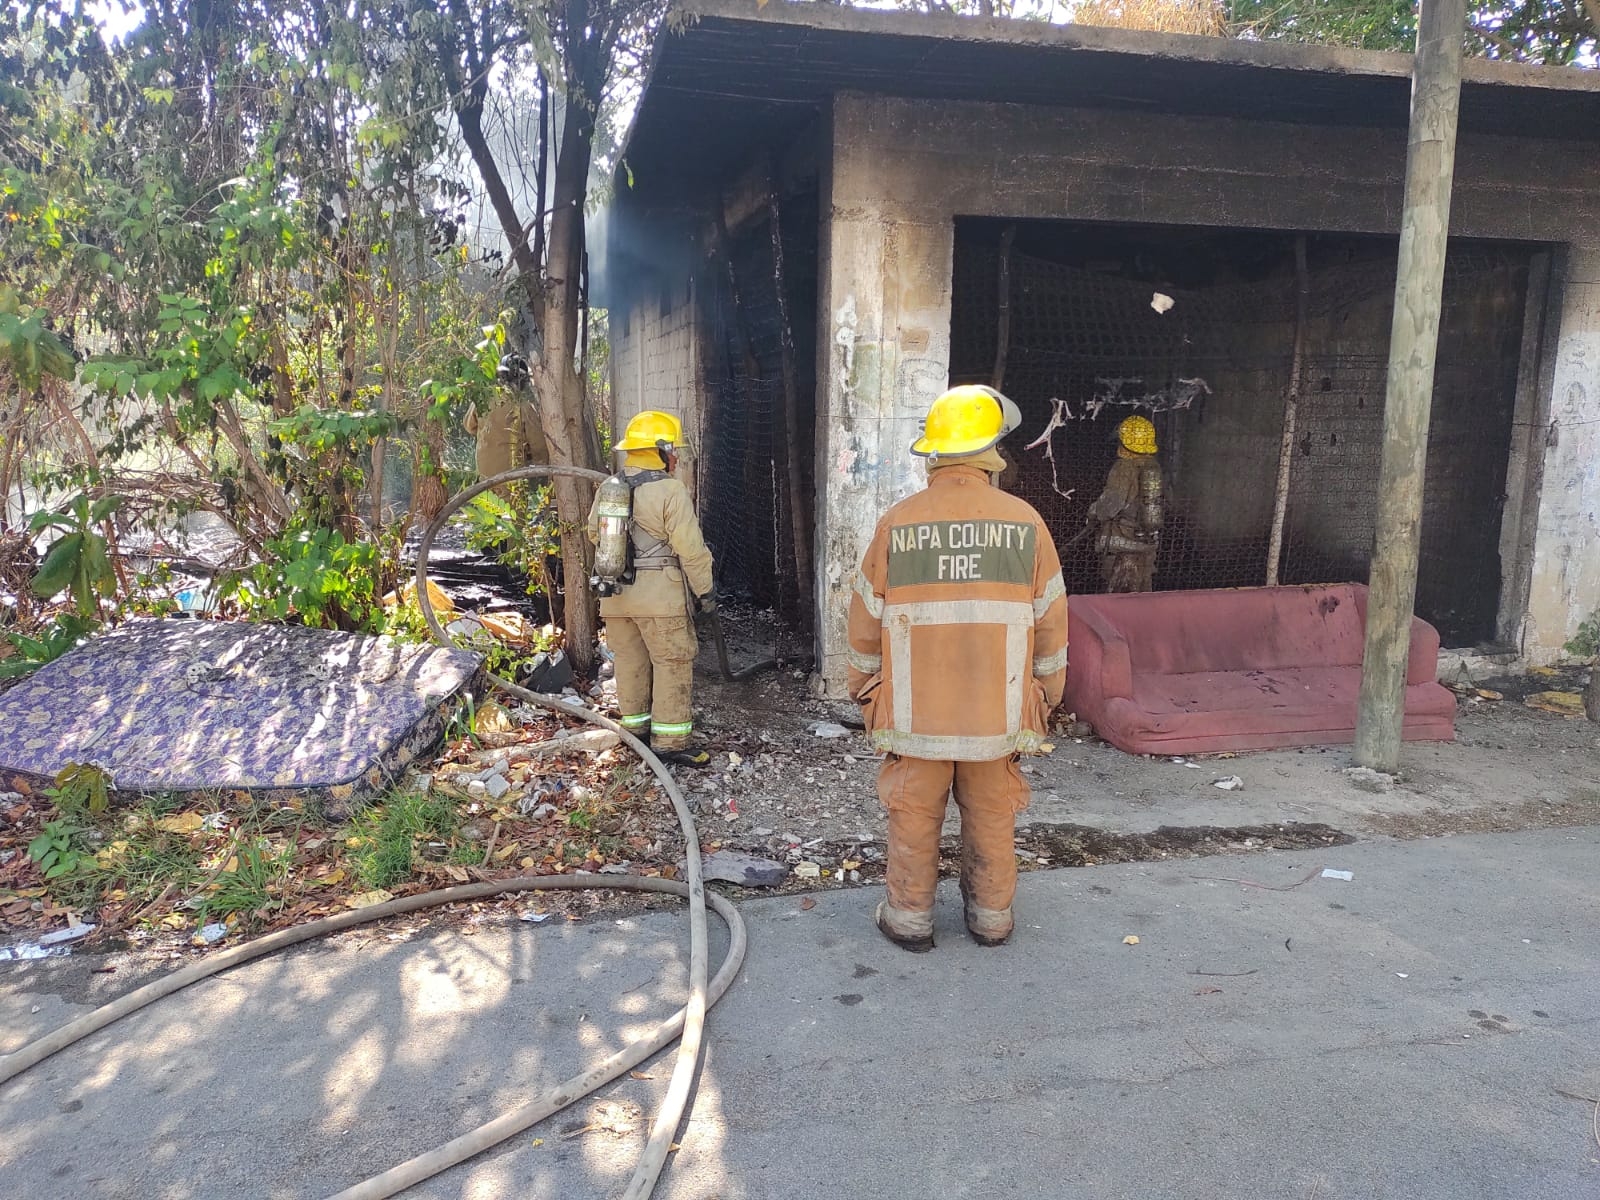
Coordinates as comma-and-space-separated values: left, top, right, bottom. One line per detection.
0, 463, 748, 1200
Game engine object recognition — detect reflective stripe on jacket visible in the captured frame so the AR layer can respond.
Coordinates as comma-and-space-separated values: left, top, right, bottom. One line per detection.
846, 464, 1068, 762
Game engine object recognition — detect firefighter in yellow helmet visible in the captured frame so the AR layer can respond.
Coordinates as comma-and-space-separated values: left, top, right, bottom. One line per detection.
846, 385, 1068, 950
1087, 414, 1163, 593
586, 410, 716, 767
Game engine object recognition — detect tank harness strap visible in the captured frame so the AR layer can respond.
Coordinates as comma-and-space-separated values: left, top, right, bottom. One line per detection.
626, 471, 680, 571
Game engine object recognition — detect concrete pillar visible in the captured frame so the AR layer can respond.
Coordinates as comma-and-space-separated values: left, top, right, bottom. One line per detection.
1524, 246, 1600, 663
812, 97, 955, 694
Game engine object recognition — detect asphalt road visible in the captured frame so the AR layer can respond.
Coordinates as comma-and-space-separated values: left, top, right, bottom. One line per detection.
2, 827, 1597, 1199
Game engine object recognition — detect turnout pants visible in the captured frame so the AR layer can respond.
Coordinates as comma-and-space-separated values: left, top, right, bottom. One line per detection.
606, 615, 698, 749
878, 754, 1030, 923
1102, 550, 1155, 593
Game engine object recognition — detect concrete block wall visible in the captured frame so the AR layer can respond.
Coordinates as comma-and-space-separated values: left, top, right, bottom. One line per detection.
812, 91, 1600, 693
610, 273, 704, 496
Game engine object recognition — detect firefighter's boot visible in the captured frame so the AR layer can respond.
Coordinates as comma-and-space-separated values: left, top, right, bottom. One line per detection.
875, 901, 934, 953
659, 744, 712, 769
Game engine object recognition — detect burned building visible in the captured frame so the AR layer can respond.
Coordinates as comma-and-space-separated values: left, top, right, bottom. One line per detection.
604, 0, 1600, 697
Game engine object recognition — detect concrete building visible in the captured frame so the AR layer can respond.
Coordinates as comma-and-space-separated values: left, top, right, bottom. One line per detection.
606, 0, 1600, 697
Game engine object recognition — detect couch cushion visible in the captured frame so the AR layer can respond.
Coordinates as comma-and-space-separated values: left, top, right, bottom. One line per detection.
1128, 668, 1456, 735
1076, 585, 1369, 675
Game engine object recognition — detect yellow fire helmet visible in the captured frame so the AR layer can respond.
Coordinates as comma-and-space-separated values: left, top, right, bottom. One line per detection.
911, 385, 1022, 458
616, 410, 686, 453
1118, 414, 1157, 455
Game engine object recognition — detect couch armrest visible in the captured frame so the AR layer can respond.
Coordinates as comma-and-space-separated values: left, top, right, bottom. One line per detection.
1407, 615, 1441, 685
1068, 602, 1134, 699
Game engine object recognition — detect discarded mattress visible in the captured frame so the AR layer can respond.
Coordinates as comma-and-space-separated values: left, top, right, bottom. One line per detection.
0, 620, 483, 812
1064, 584, 1456, 755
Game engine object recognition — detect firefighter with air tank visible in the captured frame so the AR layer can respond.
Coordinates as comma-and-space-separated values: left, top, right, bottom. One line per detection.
1087, 414, 1164, 593
587, 411, 716, 768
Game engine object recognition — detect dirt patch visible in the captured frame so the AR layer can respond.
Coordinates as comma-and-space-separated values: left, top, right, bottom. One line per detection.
700, 821, 1353, 900
1010, 820, 1353, 867
1362, 793, 1600, 839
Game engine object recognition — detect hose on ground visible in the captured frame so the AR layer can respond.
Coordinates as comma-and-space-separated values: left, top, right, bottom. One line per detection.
704, 608, 780, 683
414, 463, 719, 1200
0, 875, 744, 1198
0, 463, 746, 1200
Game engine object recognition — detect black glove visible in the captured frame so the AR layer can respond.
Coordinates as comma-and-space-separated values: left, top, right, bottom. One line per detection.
696, 592, 718, 615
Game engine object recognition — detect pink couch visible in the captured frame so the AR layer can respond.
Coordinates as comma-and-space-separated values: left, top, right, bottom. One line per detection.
1064, 584, 1456, 755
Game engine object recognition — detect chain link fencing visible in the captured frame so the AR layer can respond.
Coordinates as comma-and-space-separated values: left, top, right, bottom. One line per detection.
695, 187, 820, 667
951, 226, 1532, 648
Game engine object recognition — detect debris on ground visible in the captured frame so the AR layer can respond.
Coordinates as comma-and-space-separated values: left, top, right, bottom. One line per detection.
1123, 935, 1141, 945
1524, 691, 1586, 717
1212, 775, 1244, 791
1343, 766, 1397, 794
37, 923, 96, 946
0, 922, 96, 961
1320, 869, 1355, 882
698, 850, 789, 887
5, 600, 1595, 958
0, 696, 688, 956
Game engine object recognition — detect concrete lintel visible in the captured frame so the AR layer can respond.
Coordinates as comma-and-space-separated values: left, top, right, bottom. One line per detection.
831, 94, 1600, 249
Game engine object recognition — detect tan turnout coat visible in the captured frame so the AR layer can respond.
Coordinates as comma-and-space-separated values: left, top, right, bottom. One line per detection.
847, 464, 1068, 761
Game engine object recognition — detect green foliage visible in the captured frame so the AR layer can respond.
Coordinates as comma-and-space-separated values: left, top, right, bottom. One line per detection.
1, 1, 511, 633
458, 490, 523, 555
237, 523, 382, 631
444, 692, 480, 744
198, 839, 291, 924
47, 762, 112, 818
1226, 0, 1596, 62
27, 820, 90, 881
270, 405, 402, 456
27, 495, 122, 618
0, 297, 77, 390
422, 321, 505, 423
0, 612, 97, 679
350, 790, 460, 889
1566, 610, 1600, 660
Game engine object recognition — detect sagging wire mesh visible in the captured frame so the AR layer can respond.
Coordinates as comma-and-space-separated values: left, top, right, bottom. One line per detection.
951, 227, 1530, 647
696, 188, 820, 666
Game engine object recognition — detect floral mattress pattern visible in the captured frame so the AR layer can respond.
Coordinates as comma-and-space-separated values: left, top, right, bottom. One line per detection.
0, 620, 484, 814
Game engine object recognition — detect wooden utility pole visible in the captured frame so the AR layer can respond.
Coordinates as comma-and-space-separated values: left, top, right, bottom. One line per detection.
1353, 0, 1466, 771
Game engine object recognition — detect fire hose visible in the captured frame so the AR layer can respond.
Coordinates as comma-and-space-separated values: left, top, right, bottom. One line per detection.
703, 606, 780, 683
0, 463, 748, 1200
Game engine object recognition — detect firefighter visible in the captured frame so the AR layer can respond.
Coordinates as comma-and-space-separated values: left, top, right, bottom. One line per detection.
586, 410, 716, 768
847, 385, 1069, 950
464, 352, 550, 481
1087, 414, 1163, 593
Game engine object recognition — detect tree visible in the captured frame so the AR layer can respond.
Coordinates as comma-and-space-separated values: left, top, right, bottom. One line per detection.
2, 1, 501, 632
1227, 0, 1597, 63
413, 0, 667, 675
